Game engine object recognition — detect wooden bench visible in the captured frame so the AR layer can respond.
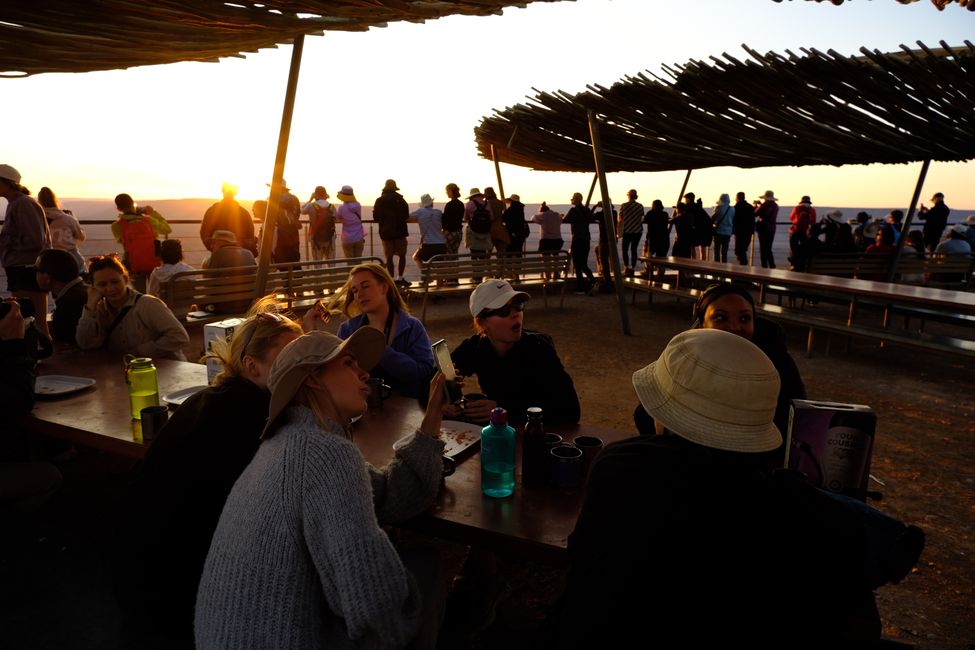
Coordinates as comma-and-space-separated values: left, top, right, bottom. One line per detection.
161, 256, 383, 321
413, 251, 571, 321
757, 303, 975, 359
806, 252, 973, 287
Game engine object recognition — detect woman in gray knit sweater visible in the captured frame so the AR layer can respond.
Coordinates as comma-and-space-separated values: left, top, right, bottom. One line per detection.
195, 328, 449, 649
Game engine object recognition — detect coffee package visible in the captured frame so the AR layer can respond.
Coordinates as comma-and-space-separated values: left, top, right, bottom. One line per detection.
785, 400, 876, 501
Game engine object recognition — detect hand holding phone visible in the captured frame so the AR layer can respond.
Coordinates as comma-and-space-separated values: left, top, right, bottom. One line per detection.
432, 339, 463, 404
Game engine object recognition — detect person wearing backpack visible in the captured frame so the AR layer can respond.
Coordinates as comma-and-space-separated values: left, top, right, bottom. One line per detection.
464, 189, 493, 282
302, 186, 336, 261
483, 187, 510, 254
502, 194, 529, 255
111, 193, 171, 293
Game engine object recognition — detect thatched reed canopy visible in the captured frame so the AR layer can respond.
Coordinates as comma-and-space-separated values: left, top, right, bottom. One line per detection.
777, 0, 974, 9
474, 41, 975, 174
0, 0, 567, 77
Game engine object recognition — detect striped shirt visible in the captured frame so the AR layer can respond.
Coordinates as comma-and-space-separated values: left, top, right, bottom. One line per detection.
619, 200, 645, 234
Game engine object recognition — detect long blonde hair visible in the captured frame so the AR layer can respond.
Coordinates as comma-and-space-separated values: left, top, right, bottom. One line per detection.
204, 296, 303, 386
319, 263, 409, 322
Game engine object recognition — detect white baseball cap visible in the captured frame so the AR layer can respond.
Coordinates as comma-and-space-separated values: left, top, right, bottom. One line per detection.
469, 279, 529, 317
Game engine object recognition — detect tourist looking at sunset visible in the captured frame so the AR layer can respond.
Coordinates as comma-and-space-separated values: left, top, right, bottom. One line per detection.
409, 193, 447, 271
200, 182, 256, 255
442, 182, 465, 260
0, 164, 52, 338
732, 191, 755, 265
754, 189, 778, 268
111, 192, 170, 292
37, 186, 86, 273
335, 185, 365, 258
373, 179, 410, 285
917, 191, 950, 252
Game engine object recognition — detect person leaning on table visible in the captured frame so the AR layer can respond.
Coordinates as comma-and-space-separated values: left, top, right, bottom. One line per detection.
115, 302, 302, 646
445, 279, 580, 427
75, 254, 189, 360
195, 329, 449, 650
556, 329, 880, 648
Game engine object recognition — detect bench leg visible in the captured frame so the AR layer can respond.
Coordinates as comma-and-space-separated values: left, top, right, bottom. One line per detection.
806, 327, 815, 358
421, 291, 429, 323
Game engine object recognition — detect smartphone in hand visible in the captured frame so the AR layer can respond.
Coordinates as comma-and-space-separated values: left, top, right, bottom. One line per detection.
432, 338, 463, 403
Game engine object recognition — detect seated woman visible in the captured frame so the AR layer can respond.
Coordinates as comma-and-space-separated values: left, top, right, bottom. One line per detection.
75, 254, 189, 359
326, 262, 434, 399
445, 279, 580, 427
634, 283, 805, 452
558, 329, 880, 647
195, 329, 448, 650
116, 302, 302, 645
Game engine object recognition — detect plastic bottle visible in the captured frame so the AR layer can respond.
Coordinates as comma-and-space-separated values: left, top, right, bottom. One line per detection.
481, 407, 516, 498
521, 407, 547, 488
125, 356, 159, 420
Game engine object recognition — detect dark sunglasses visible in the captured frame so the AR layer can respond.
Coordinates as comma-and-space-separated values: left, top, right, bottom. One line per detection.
238, 312, 287, 362
479, 300, 526, 319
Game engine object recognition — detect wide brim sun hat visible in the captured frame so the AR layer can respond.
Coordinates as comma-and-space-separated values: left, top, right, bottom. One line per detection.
469, 279, 529, 317
262, 328, 385, 438
631, 329, 782, 453
468, 188, 483, 200
337, 185, 356, 202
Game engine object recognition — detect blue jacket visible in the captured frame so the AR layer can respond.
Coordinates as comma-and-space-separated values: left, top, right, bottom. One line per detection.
338, 309, 434, 398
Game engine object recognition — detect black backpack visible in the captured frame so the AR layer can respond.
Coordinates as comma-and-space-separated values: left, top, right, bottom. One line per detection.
469, 200, 492, 234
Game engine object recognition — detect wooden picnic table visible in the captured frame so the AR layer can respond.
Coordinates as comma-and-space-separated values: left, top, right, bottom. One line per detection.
641, 257, 975, 317
634, 256, 975, 357
22, 349, 634, 563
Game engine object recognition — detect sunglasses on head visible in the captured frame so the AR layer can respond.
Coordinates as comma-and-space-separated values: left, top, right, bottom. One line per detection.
238, 312, 287, 362
479, 299, 526, 319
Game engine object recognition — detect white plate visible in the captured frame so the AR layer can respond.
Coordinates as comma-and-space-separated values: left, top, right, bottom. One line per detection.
439, 420, 481, 458
162, 385, 208, 407
34, 375, 96, 396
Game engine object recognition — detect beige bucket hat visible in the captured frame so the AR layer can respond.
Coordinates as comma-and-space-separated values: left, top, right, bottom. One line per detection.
262, 328, 385, 438
631, 329, 782, 453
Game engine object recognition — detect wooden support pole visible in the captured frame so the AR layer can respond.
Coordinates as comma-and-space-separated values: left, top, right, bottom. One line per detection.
587, 110, 631, 336
585, 173, 598, 208
675, 169, 692, 208
256, 34, 304, 298
490, 144, 505, 201
887, 159, 930, 283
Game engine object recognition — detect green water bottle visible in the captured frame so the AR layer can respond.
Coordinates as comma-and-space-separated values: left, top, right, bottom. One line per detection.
124, 355, 159, 420
481, 407, 516, 498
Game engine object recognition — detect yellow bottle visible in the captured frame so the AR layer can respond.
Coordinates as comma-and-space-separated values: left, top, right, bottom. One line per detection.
124, 355, 159, 420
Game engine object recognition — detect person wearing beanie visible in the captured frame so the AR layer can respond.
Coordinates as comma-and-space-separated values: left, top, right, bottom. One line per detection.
556, 329, 880, 647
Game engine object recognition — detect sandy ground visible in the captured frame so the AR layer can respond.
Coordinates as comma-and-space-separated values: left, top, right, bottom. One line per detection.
412, 284, 974, 649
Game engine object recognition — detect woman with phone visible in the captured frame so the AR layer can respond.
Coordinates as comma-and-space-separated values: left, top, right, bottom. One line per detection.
319, 262, 434, 399
75, 254, 189, 359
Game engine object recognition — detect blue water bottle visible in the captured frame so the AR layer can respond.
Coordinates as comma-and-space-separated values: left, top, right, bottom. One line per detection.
481, 407, 516, 498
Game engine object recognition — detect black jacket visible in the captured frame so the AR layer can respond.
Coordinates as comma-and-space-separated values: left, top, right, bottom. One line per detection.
557, 433, 878, 647
451, 330, 580, 426
733, 199, 756, 236
51, 279, 87, 344
373, 190, 410, 240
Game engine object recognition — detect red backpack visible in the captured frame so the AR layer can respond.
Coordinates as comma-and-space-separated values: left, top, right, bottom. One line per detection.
121, 216, 160, 273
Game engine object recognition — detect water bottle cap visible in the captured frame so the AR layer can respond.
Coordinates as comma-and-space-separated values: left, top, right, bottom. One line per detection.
490, 407, 507, 425
129, 357, 154, 369
526, 407, 542, 418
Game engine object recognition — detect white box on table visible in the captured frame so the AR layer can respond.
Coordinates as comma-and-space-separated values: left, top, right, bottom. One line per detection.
203, 317, 246, 384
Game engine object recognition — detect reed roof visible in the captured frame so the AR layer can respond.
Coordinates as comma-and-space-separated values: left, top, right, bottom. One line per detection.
0, 0, 566, 77
474, 41, 975, 173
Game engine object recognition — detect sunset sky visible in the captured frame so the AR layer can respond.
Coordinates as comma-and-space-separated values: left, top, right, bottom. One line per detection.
3, 0, 973, 211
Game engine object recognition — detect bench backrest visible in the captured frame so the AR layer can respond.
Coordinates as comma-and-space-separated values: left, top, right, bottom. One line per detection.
807, 252, 973, 284
162, 256, 383, 310
421, 251, 570, 283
